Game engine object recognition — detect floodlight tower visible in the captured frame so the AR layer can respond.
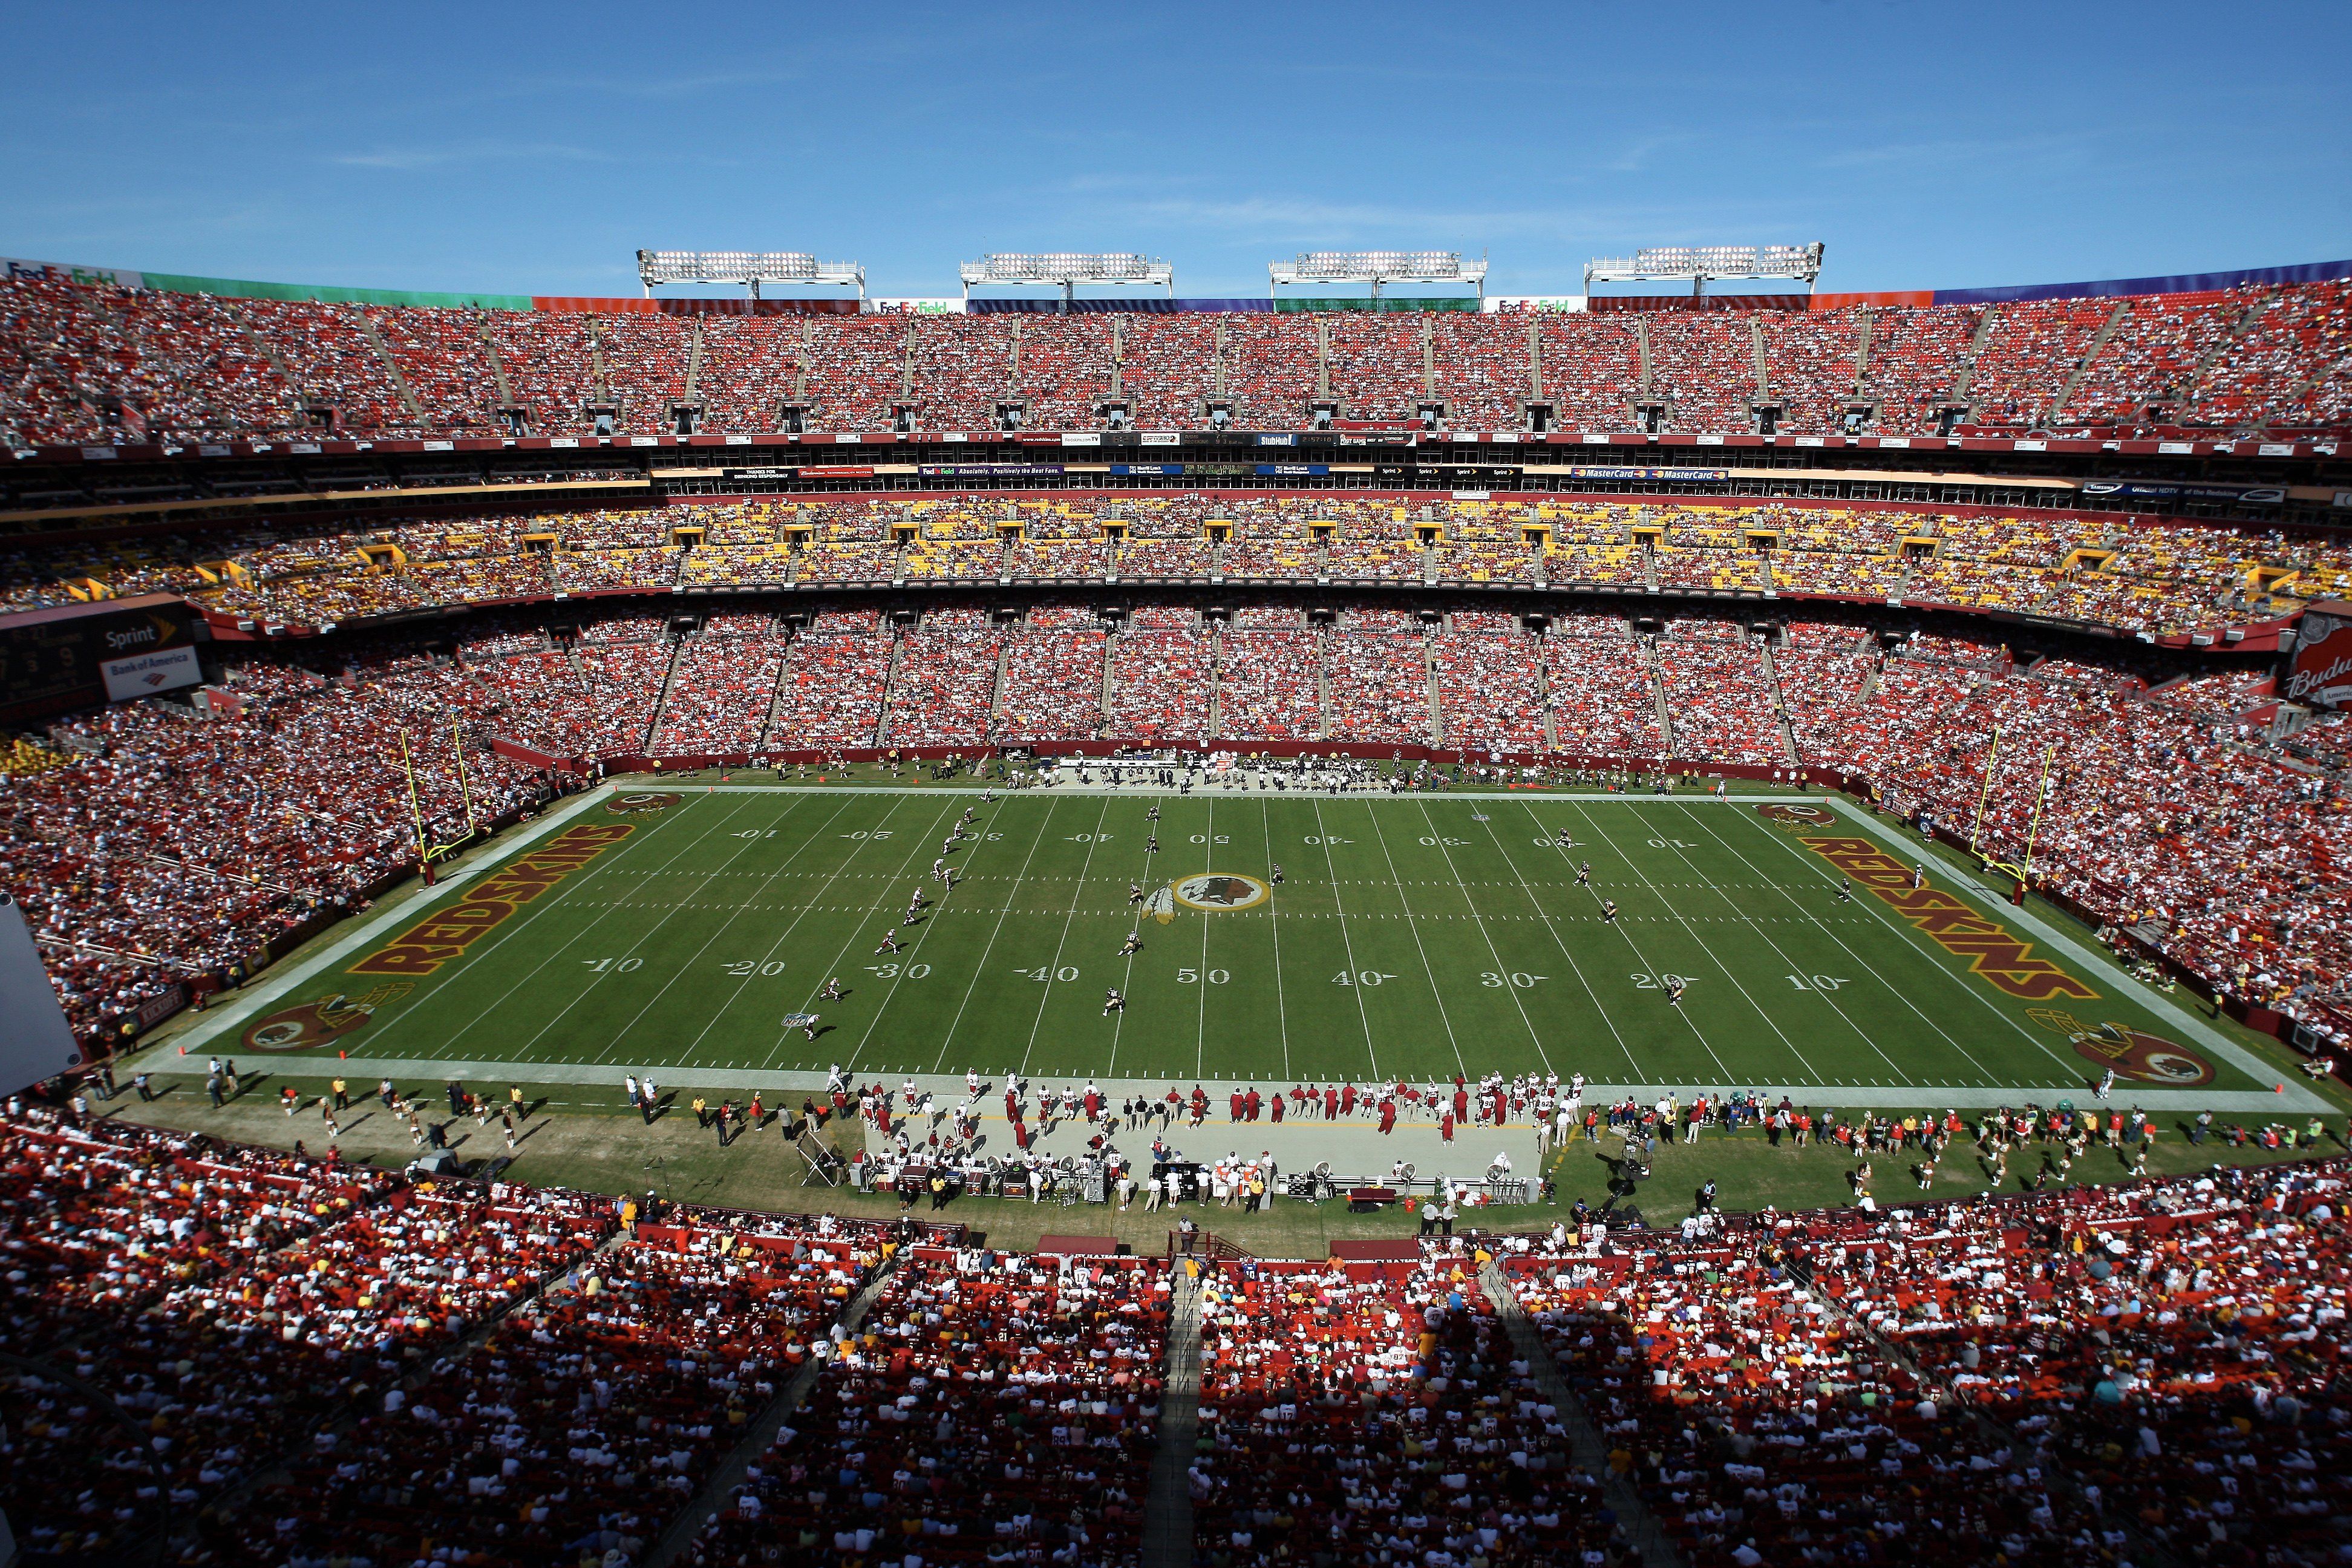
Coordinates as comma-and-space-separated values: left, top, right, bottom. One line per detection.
1267, 251, 1488, 304
1582, 243, 1825, 301
957, 253, 1175, 308
635, 250, 867, 301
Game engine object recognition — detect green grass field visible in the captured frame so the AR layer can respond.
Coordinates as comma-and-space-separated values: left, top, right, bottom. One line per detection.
145, 781, 2307, 1111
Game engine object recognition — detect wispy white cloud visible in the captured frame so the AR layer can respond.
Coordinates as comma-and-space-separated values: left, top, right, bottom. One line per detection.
327, 142, 621, 171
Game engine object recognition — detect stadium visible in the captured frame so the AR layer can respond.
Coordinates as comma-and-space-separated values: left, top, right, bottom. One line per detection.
5, 53, 2352, 1567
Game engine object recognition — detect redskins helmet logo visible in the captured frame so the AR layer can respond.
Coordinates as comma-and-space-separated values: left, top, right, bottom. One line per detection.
607, 792, 681, 815
2067, 1021, 2216, 1088
241, 984, 413, 1052
1756, 803, 1837, 828
1170, 874, 1272, 913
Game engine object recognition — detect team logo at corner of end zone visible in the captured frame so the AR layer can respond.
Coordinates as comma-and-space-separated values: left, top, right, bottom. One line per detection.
240, 983, 414, 1052
2034, 1008, 2217, 1088
1756, 803, 1838, 828
607, 792, 682, 815
1170, 873, 1272, 913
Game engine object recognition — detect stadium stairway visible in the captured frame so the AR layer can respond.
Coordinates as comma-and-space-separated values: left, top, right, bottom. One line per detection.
642, 1245, 906, 1568
1480, 1261, 1684, 1568
1141, 1265, 1204, 1568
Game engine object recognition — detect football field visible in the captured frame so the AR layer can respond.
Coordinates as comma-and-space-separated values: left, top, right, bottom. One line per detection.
143, 780, 2315, 1112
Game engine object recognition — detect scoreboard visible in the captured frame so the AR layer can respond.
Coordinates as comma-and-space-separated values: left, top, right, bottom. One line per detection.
0, 593, 205, 726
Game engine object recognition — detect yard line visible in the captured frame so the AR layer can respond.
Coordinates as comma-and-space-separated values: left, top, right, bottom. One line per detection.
1258, 799, 1292, 1081
1462, 808, 1644, 1081
929, 799, 1066, 1072
1194, 795, 1215, 1079
605, 802, 956, 1069
1724, 803, 2090, 1081
759, 797, 965, 1070
1309, 799, 1381, 1082
1016, 797, 1116, 1077
1627, 808, 1909, 1079
1351, 801, 1469, 1081
391, 794, 771, 1057
1672, 803, 2006, 1084
1104, 803, 1169, 1076
1413, 800, 1551, 1073
1564, 799, 1829, 1083
662, 792, 869, 1064
1532, 800, 1742, 1085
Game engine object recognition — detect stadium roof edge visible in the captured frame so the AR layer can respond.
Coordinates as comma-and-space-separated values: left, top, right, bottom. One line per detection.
6, 252, 2352, 313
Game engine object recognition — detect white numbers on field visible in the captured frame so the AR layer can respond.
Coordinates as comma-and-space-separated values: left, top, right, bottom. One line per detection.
583, 958, 643, 973
982, 832, 1004, 841
1334, 970, 1397, 987
1630, 972, 1693, 990
1301, 835, 1352, 846
1419, 835, 1468, 847
1016, 965, 1082, 982
1189, 834, 1230, 844
719, 959, 789, 977
731, 829, 782, 838
1785, 974, 1850, 991
840, 829, 893, 840
1480, 972, 1549, 989
1645, 838, 1696, 849
867, 962, 933, 980
1067, 833, 1113, 843
1177, 968, 1230, 985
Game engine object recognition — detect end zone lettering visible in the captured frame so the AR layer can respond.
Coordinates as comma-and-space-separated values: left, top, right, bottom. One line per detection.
351, 823, 634, 975
1796, 835, 2098, 1002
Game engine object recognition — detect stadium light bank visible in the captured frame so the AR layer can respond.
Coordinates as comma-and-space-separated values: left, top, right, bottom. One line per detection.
958, 253, 1175, 306
1584, 244, 1826, 299
636, 250, 867, 301
1268, 251, 1488, 304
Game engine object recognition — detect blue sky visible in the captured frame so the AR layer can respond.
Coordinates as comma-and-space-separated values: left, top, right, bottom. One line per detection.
4, 0, 2346, 299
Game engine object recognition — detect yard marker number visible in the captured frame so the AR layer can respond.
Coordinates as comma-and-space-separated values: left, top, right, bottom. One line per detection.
1419, 835, 1467, 847
1301, 835, 1351, 845
584, 958, 643, 973
720, 960, 789, 977
1189, 834, 1230, 844
1630, 972, 1693, 990
1481, 972, 1549, 989
1334, 970, 1397, 986
1067, 833, 1113, 843
867, 962, 931, 979
1177, 969, 1230, 985
838, 829, 893, 840
1785, 974, 1851, 990
1646, 838, 1696, 849
1017, 965, 1081, 982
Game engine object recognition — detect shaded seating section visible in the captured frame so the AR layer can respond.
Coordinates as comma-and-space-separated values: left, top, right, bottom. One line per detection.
687, 1249, 1169, 1567
1192, 1254, 1619, 1564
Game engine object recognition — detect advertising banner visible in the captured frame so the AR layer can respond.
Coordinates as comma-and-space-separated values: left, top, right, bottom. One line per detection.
1483, 295, 1587, 313
1567, 465, 1729, 482
866, 298, 966, 315
0, 595, 201, 725
1255, 463, 1330, 477
916, 463, 1065, 480
2081, 482, 2284, 506
1111, 463, 1184, 475
2284, 603, 2352, 711
101, 643, 201, 702
5, 255, 145, 289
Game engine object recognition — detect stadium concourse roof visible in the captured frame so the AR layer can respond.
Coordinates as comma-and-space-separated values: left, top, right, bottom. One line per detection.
8, 250, 2351, 316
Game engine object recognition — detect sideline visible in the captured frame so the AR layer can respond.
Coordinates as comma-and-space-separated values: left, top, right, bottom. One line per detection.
1824, 797, 2329, 1112
123, 785, 620, 1067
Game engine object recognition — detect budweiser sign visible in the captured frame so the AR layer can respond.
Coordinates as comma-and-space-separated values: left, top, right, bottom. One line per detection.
2285, 604, 2352, 711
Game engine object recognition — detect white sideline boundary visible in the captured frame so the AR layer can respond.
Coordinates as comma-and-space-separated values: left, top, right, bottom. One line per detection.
1823, 799, 2328, 1112
120, 788, 2331, 1115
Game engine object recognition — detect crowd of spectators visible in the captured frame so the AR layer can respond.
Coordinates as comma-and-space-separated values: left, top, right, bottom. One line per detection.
13, 275, 2352, 446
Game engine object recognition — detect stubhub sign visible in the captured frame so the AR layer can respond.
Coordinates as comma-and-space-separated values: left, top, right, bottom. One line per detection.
101, 643, 201, 703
